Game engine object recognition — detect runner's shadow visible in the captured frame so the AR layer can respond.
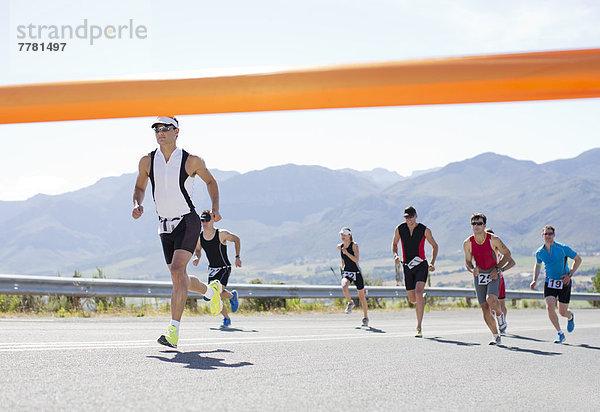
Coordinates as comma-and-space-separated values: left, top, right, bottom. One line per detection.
147, 350, 253, 370
354, 326, 386, 333
209, 327, 259, 333
424, 337, 480, 347
505, 333, 546, 343
497, 345, 561, 356
563, 343, 600, 351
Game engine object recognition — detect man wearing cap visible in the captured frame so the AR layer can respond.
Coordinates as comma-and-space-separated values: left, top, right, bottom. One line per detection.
392, 206, 438, 337
463, 213, 512, 345
193, 210, 242, 328
132, 116, 223, 348
530, 225, 582, 343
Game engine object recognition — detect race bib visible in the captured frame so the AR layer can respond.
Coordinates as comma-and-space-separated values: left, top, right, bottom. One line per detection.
477, 272, 492, 285
406, 257, 424, 269
157, 216, 183, 235
547, 279, 563, 289
342, 271, 357, 281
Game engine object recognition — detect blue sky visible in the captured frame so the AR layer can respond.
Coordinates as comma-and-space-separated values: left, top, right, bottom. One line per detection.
1, 0, 599, 200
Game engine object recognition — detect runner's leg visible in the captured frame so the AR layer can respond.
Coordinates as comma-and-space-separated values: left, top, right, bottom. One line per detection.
415, 281, 426, 330
545, 296, 560, 332
357, 288, 368, 319
169, 250, 192, 321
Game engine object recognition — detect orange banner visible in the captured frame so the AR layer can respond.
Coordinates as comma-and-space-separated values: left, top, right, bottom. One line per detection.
1, 49, 599, 124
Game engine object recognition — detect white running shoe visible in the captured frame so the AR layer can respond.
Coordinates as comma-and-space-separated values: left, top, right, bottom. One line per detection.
344, 301, 355, 314
489, 335, 501, 345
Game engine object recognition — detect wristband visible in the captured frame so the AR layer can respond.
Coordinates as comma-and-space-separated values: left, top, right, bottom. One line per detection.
235, 255, 240, 258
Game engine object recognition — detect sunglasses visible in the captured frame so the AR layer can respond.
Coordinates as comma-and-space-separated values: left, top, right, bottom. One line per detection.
543, 232, 554, 236
153, 125, 174, 133
471, 221, 485, 226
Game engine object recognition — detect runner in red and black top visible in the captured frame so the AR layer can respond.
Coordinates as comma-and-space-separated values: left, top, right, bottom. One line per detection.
193, 210, 242, 328
392, 206, 438, 338
338, 227, 369, 327
463, 213, 513, 345
486, 228, 516, 330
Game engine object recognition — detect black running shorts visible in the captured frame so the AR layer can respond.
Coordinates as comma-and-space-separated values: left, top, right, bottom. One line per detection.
544, 278, 572, 304
403, 260, 429, 291
343, 271, 365, 290
159, 211, 201, 265
208, 266, 232, 287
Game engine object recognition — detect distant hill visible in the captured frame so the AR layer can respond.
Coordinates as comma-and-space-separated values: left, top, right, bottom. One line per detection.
0, 150, 598, 280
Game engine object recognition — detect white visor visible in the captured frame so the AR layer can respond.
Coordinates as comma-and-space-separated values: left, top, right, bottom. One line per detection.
151, 116, 179, 128
339, 228, 352, 235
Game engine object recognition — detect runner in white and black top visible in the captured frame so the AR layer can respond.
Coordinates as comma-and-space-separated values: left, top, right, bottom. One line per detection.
392, 206, 438, 338
338, 227, 369, 327
193, 210, 242, 328
132, 116, 223, 349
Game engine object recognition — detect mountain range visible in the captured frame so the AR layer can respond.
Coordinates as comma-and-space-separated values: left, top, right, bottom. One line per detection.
0, 149, 598, 281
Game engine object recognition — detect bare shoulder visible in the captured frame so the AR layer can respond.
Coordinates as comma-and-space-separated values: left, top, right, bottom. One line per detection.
138, 154, 151, 173
463, 237, 472, 249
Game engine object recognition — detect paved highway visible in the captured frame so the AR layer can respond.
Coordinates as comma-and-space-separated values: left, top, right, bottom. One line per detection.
1, 309, 599, 411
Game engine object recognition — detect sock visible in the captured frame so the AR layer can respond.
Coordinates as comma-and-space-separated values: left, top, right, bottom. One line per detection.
558, 330, 563, 334
493, 333, 500, 339
203, 285, 215, 301
169, 320, 180, 333
568, 314, 573, 321
496, 313, 505, 323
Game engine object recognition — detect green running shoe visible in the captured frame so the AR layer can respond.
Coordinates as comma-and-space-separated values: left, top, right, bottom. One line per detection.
415, 328, 423, 338
157, 325, 178, 348
208, 280, 223, 316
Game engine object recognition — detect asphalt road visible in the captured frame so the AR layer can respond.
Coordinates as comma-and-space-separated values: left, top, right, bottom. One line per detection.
1, 308, 599, 411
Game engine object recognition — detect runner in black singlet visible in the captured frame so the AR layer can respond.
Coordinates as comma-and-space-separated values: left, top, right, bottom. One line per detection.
338, 227, 369, 327
392, 206, 438, 337
193, 210, 242, 328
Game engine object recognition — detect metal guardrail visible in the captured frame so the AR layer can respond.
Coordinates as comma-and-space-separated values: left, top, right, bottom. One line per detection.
1, 274, 599, 301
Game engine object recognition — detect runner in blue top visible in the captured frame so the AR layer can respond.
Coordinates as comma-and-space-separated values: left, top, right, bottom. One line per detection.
530, 225, 582, 343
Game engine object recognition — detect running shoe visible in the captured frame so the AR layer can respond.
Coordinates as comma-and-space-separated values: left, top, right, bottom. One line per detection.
497, 314, 507, 334
207, 280, 223, 316
415, 328, 423, 338
361, 317, 369, 327
157, 325, 178, 348
567, 313, 575, 333
489, 335, 501, 345
230, 290, 239, 313
345, 301, 355, 314
221, 317, 231, 328
424, 293, 430, 313
554, 332, 566, 344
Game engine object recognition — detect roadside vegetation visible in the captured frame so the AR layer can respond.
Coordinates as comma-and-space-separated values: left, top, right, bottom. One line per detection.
1, 269, 599, 317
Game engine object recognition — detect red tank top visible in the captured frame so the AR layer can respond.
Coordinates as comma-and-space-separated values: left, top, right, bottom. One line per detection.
469, 233, 497, 271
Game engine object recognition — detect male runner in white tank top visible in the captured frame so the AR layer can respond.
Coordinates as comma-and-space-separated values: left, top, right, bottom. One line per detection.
132, 116, 223, 348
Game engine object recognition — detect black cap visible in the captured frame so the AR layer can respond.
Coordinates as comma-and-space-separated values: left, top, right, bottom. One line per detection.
404, 206, 416, 217
200, 212, 211, 222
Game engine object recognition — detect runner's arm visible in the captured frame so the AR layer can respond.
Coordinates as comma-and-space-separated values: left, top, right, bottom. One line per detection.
530, 262, 541, 289
188, 155, 221, 221
569, 254, 582, 277
424, 228, 438, 268
132, 155, 150, 219
220, 230, 242, 267
463, 239, 477, 275
491, 236, 512, 270
501, 257, 516, 272
192, 237, 203, 266
392, 227, 401, 263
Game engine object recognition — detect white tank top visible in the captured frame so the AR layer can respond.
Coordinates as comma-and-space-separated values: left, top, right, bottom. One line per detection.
150, 147, 195, 219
